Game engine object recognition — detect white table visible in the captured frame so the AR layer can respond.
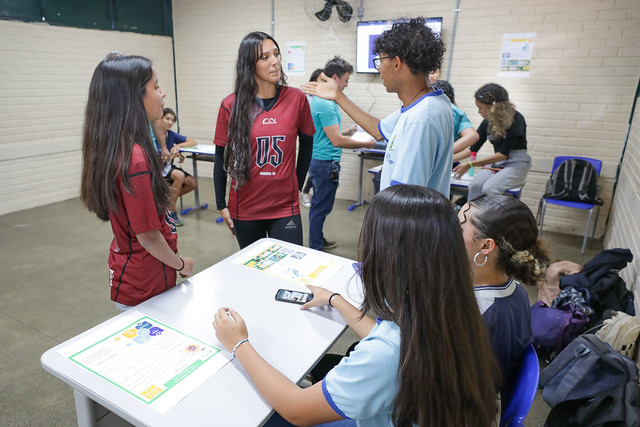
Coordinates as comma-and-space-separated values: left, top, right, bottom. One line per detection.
450, 171, 524, 199
41, 239, 364, 426
178, 144, 216, 215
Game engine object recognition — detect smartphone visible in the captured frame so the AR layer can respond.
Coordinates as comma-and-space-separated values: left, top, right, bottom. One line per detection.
275, 289, 313, 305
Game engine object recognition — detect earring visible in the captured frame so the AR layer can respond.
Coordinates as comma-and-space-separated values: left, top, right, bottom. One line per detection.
474, 251, 488, 267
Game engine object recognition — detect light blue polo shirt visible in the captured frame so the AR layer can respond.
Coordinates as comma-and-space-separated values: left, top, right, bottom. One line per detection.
311, 97, 343, 162
322, 319, 400, 426
378, 89, 453, 196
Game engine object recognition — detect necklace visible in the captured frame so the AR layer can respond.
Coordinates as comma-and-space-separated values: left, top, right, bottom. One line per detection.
406, 87, 428, 106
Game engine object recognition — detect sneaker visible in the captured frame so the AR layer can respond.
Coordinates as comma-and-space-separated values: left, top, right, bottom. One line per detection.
322, 238, 337, 249
169, 211, 183, 226
301, 192, 311, 208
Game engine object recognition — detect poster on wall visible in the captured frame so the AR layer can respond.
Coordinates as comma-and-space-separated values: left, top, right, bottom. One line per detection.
498, 32, 535, 78
286, 41, 306, 76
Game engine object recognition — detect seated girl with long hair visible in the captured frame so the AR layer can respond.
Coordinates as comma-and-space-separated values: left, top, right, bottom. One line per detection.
214, 185, 500, 426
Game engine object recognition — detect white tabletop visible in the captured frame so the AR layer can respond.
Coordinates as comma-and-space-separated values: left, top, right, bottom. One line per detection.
41, 239, 363, 426
179, 144, 216, 156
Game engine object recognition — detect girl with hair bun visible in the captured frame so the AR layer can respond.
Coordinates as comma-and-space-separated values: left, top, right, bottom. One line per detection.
454, 83, 531, 200
458, 194, 550, 411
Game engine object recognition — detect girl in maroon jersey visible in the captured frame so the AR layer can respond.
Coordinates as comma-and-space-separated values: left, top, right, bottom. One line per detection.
214, 32, 315, 249
81, 53, 194, 310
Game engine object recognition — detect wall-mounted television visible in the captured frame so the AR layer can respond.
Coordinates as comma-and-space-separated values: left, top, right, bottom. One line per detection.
356, 17, 443, 74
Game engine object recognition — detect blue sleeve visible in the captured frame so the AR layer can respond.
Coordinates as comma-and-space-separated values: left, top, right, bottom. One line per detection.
166, 130, 187, 151
453, 107, 473, 136
322, 328, 399, 420
378, 109, 401, 142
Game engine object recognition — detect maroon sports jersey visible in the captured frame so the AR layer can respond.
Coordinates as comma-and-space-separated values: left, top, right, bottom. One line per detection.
108, 144, 178, 306
214, 86, 315, 221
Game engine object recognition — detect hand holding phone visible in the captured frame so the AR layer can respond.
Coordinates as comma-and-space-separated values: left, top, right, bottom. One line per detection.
275, 289, 313, 305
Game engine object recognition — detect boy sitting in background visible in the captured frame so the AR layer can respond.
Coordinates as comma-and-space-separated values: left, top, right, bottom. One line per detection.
153, 108, 198, 226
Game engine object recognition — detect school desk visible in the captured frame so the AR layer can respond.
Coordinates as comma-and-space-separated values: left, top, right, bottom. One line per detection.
41, 238, 364, 426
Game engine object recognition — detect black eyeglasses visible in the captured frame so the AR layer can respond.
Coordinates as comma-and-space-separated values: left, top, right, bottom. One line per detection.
372, 55, 393, 70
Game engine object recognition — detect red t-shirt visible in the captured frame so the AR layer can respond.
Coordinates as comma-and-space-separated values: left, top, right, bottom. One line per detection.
214, 86, 315, 221
108, 144, 178, 306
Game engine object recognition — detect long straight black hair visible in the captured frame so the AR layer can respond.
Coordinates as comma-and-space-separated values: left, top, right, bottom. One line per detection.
81, 53, 170, 221
358, 185, 500, 426
224, 31, 287, 188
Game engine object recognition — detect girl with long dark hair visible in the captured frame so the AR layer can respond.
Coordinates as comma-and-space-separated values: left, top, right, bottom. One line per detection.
454, 83, 531, 200
459, 194, 550, 409
81, 53, 193, 310
214, 185, 500, 426
214, 32, 315, 249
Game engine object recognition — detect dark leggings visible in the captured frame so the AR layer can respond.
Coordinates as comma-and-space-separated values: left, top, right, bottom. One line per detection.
232, 214, 303, 249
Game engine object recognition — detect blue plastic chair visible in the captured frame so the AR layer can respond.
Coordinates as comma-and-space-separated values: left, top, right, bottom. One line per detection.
500, 344, 540, 427
536, 156, 603, 255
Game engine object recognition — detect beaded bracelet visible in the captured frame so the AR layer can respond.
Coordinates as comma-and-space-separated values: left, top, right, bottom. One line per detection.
328, 293, 341, 308
232, 338, 249, 358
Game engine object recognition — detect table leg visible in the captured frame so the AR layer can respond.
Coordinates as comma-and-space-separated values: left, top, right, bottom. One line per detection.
348, 153, 367, 211
181, 155, 209, 215
73, 389, 97, 427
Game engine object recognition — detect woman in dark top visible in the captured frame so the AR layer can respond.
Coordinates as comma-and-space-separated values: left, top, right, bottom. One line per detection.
454, 83, 531, 199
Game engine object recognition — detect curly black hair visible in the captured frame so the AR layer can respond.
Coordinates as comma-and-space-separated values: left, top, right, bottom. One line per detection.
374, 17, 445, 75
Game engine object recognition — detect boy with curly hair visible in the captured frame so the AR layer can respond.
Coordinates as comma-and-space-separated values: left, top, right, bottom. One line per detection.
303, 17, 453, 196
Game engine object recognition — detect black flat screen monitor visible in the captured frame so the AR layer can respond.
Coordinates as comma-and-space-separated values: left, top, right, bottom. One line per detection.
356, 18, 442, 74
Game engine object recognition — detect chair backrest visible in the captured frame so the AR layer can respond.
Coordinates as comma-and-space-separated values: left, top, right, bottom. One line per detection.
500, 344, 540, 427
551, 156, 602, 177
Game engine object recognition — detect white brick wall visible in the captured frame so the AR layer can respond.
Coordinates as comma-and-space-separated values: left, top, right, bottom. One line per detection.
605, 96, 640, 313
0, 21, 176, 215
171, 0, 639, 235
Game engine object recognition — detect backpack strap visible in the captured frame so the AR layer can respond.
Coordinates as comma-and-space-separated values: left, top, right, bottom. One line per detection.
577, 161, 594, 201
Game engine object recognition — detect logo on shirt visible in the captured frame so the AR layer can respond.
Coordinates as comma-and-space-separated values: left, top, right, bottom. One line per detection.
262, 117, 278, 125
256, 136, 284, 168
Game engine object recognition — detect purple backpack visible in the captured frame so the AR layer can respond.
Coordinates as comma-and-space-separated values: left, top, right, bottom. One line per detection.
531, 301, 590, 354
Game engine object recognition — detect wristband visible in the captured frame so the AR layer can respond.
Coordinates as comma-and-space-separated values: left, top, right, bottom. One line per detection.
469, 161, 474, 168
328, 293, 341, 308
176, 257, 185, 272
232, 338, 249, 358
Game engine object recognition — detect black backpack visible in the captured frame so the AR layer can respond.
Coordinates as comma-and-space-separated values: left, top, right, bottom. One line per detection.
544, 159, 603, 204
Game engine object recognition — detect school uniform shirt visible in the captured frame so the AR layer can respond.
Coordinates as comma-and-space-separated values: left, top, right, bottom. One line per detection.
108, 144, 178, 306
214, 86, 315, 221
452, 103, 474, 136
469, 111, 527, 156
323, 319, 400, 426
378, 89, 454, 196
311, 97, 342, 162
474, 277, 533, 403
165, 129, 187, 151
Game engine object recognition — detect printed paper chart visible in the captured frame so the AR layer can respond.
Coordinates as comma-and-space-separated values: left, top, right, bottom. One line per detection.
58, 312, 229, 413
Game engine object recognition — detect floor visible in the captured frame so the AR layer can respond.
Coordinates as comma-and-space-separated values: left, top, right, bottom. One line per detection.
0, 178, 603, 426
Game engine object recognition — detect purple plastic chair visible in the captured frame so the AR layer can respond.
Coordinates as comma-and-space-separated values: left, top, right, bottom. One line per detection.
500, 344, 540, 427
537, 156, 603, 255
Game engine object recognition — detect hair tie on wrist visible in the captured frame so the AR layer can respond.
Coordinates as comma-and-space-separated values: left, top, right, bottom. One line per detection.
232, 338, 249, 358
328, 293, 340, 308
469, 161, 474, 168
177, 257, 185, 272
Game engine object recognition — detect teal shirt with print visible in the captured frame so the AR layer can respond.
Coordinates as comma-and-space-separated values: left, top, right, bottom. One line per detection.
310, 97, 342, 162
